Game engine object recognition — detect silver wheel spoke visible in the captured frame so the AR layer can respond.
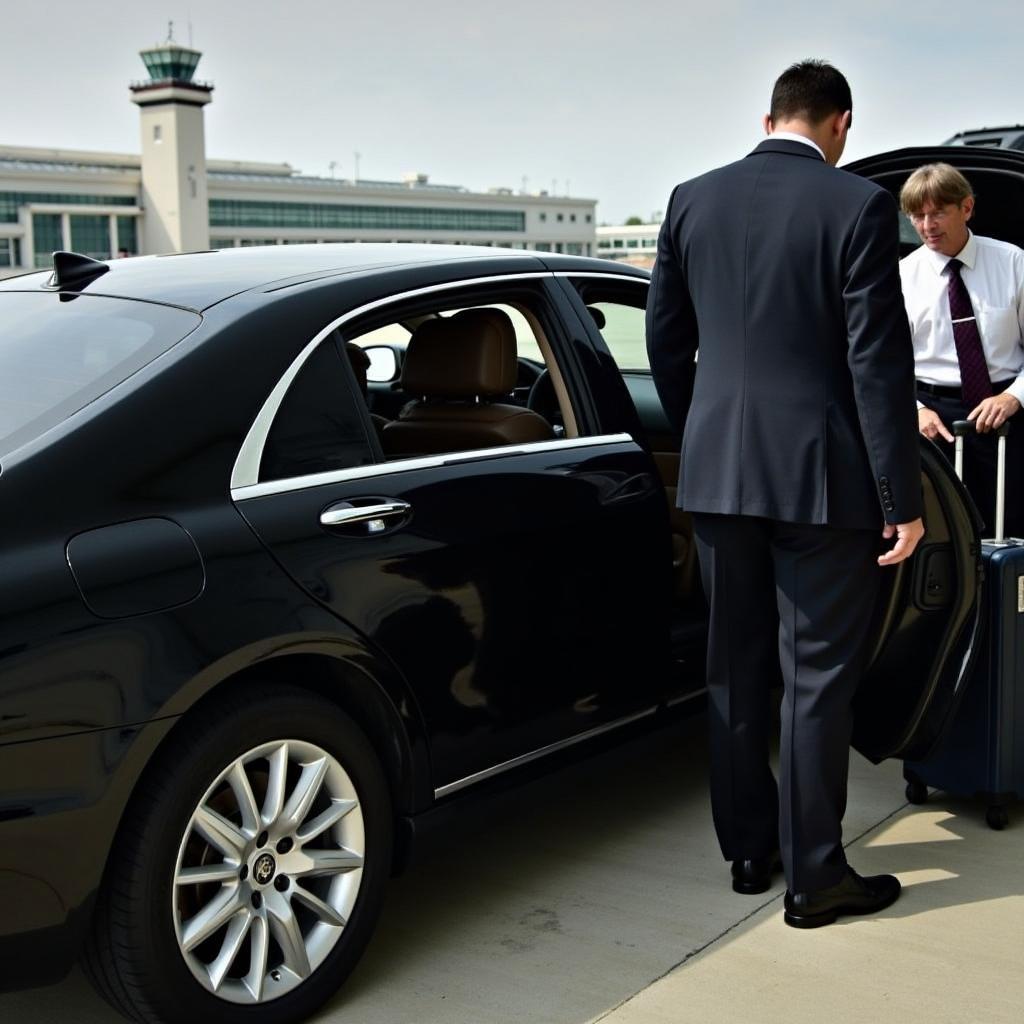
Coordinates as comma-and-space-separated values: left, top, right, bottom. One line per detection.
262, 743, 289, 825
297, 847, 363, 877
266, 893, 311, 979
182, 887, 243, 953
279, 757, 328, 832
227, 762, 260, 836
194, 805, 247, 861
292, 885, 347, 928
244, 913, 269, 1002
208, 909, 253, 991
174, 738, 367, 1005
176, 862, 239, 886
296, 798, 358, 844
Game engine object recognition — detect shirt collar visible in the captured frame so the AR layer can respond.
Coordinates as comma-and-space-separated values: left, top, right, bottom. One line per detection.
766, 131, 826, 160
925, 230, 978, 275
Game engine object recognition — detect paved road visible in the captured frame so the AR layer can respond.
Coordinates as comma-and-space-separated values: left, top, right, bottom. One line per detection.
0, 713, 934, 1023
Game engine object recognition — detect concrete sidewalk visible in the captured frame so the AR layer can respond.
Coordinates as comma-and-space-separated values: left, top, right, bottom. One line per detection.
4, 713, 1021, 1023
591, 794, 1024, 1024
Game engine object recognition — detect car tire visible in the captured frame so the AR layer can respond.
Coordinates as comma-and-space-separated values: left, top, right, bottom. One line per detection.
82, 684, 393, 1024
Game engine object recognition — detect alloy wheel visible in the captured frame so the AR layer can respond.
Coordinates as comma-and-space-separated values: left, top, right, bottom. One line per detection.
172, 739, 366, 1005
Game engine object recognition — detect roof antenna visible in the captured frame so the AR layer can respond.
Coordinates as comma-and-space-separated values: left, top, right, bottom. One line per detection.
167, 19, 174, 43
47, 251, 110, 291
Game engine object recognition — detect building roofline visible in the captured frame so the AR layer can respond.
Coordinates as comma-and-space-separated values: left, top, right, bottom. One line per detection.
0, 144, 140, 170
0, 144, 596, 205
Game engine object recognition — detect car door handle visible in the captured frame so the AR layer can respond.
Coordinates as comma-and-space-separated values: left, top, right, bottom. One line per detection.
320, 499, 412, 533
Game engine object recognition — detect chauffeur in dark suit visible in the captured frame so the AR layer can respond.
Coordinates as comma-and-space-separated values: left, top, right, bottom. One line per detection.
646, 61, 926, 927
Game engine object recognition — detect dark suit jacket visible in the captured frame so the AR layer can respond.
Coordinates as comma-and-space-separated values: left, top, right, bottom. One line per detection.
645, 138, 922, 529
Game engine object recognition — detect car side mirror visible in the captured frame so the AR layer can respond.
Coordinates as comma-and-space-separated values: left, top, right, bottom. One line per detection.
363, 345, 398, 383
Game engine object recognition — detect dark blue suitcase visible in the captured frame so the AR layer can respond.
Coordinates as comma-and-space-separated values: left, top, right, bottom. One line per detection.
904, 420, 1024, 830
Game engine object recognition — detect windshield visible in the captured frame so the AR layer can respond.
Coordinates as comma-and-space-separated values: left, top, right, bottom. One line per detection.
0, 292, 200, 456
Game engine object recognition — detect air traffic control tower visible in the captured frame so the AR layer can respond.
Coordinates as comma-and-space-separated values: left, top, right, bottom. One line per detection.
130, 37, 212, 254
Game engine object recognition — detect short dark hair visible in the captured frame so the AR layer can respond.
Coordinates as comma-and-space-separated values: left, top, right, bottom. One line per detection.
769, 60, 852, 125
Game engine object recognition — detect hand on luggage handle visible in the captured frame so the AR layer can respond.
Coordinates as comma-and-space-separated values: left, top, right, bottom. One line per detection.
951, 420, 1011, 437
951, 420, 1011, 543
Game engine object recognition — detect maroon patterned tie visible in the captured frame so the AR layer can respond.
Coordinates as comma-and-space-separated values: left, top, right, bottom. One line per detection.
946, 257, 993, 406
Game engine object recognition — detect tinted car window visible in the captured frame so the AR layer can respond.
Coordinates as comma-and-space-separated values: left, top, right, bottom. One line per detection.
259, 336, 374, 481
0, 292, 200, 456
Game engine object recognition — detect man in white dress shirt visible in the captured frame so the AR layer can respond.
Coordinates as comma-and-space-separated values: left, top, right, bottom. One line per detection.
899, 163, 1024, 536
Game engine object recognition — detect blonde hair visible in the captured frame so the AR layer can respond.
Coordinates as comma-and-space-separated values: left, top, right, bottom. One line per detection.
900, 163, 974, 215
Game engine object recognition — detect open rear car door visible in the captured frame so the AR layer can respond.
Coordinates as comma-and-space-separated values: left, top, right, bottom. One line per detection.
854, 441, 982, 761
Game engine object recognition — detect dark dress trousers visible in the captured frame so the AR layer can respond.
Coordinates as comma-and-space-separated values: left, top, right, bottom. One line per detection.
646, 138, 923, 892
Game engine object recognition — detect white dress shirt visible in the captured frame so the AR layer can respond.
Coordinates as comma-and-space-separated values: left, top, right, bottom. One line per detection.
767, 131, 825, 160
900, 231, 1024, 407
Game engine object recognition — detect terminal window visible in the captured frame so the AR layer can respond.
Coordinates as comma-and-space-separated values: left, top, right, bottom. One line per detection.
116, 216, 138, 255
70, 215, 111, 261
210, 199, 525, 234
32, 214, 63, 267
0, 238, 19, 267
1, 192, 135, 224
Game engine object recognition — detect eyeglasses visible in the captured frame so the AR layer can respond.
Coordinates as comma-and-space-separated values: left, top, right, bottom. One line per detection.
908, 205, 964, 225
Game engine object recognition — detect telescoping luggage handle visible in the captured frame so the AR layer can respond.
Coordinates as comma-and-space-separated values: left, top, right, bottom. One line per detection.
952, 420, 1011, 543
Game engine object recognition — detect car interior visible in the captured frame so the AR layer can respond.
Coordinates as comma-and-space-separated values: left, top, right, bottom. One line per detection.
341, 281, 708, 659
346, 300, 577, 440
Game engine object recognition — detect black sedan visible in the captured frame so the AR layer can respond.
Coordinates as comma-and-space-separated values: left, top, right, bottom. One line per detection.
0, 227, 985, 1023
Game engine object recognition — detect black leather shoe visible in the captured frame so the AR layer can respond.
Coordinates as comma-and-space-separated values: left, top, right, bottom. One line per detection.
784, 867, 901, 928
731, 850, 782, 894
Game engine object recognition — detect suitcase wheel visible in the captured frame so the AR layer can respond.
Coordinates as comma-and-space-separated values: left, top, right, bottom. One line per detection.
986, 805, 1009, 831
905, 779, 928, 805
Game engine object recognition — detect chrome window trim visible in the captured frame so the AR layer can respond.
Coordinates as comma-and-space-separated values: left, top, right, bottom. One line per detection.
553, 271, 651, 283
230, 271, 555, 490
433, 706, 658, 799
231, 266, 648, 492
232, 432, 634, 501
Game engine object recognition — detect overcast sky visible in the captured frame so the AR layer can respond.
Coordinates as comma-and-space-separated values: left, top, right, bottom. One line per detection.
4, 1, 1021, 223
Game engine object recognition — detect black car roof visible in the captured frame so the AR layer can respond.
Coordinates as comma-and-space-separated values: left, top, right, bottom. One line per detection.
0, 243, 648, 312
943, 125, 1024, 149
844, 144, 1024, 178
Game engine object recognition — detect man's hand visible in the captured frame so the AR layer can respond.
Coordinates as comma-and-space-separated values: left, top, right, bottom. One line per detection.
968, 392, 1021, 433
878, 517, 925, 566
918, 406, 953, 442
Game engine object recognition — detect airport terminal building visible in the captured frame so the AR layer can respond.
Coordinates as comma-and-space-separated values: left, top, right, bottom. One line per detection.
0, 41, 597, 279
596, 222, 659, 267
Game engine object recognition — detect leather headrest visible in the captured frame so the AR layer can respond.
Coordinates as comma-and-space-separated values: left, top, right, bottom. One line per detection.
586, 305, 607, 329
401, 307, 518, 398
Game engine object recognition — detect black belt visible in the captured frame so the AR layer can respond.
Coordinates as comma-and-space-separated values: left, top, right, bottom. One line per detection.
916, 378, 1016, 400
